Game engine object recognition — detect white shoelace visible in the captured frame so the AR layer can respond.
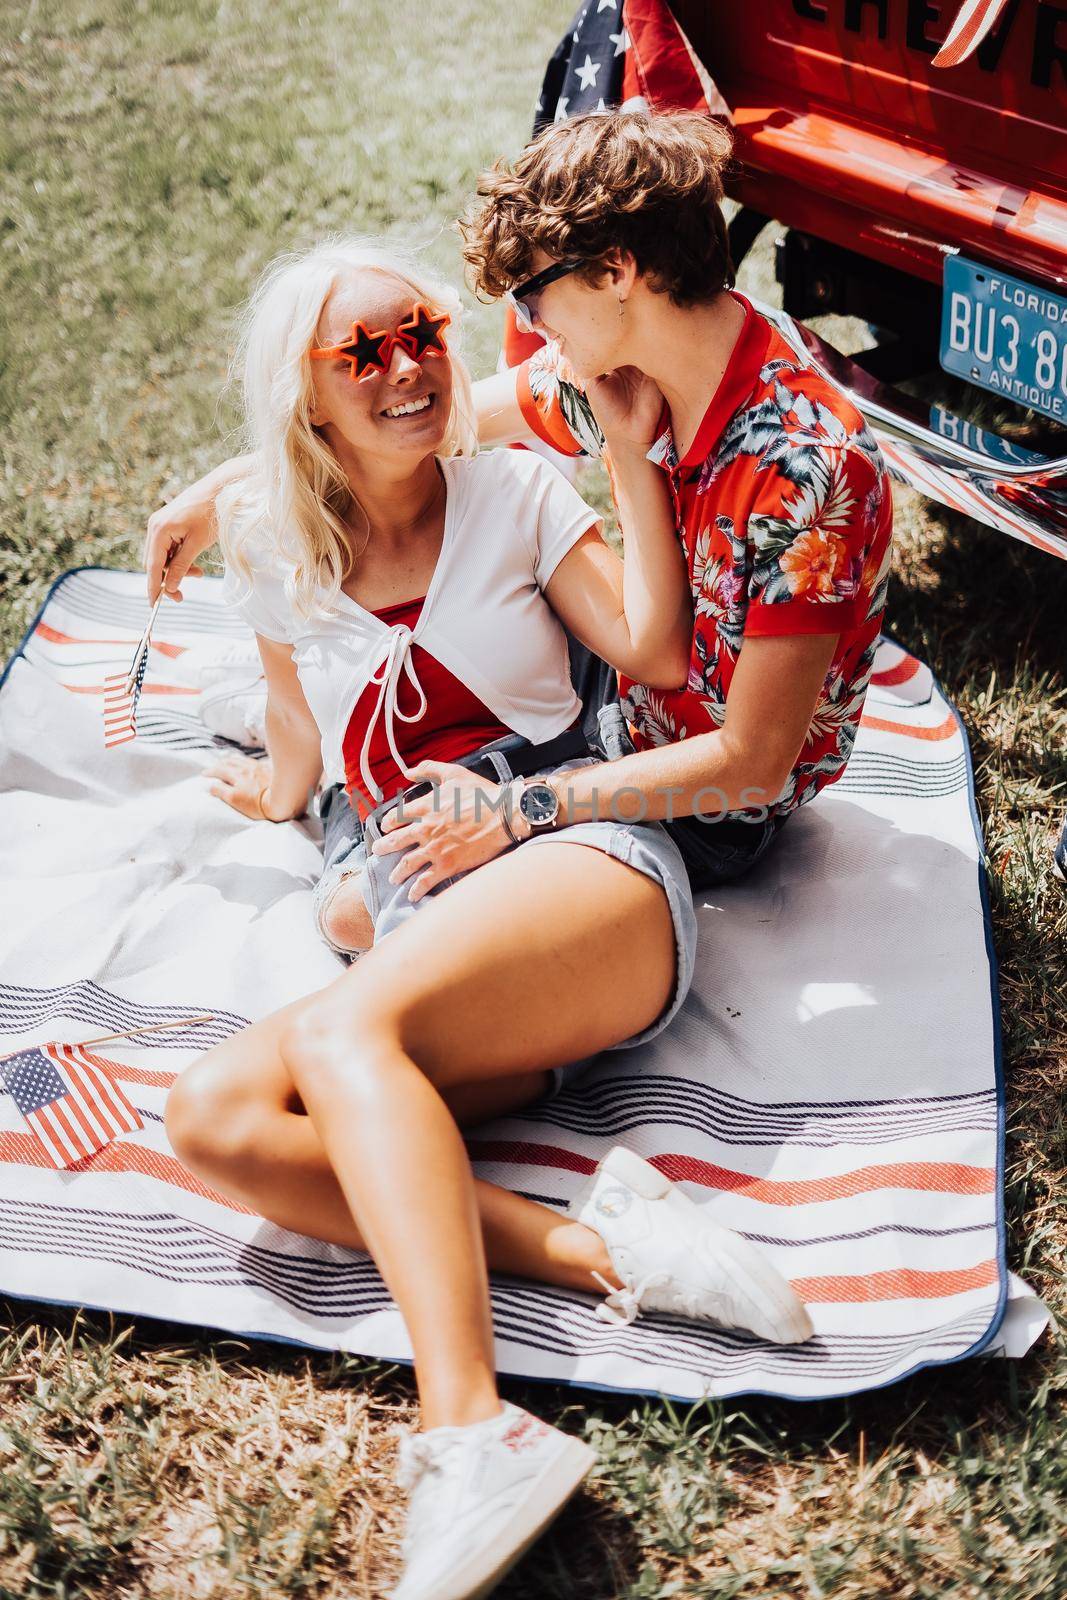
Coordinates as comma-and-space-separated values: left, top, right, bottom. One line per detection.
591, 1266, 717, 1326
357, 624, 428, 803
590, 1266, 670, 1326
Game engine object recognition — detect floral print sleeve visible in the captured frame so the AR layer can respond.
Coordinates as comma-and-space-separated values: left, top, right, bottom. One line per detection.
603, 288, 896, 822
515, 342, 606, 461
743, 439, 892, 638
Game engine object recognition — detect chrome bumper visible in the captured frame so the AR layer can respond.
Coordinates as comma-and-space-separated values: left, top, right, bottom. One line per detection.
753, 298, 1067, 564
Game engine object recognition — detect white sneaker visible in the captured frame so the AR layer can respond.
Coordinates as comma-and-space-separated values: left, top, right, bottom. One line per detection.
388, 1399, 596, 1600
181, 636, 264, 688
199, 677, 267, 747
568, 1144, 814, 1345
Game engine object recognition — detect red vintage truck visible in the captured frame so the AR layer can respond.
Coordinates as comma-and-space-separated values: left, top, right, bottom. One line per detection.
540, 0, 1067, 869
669, 0, 1066, 561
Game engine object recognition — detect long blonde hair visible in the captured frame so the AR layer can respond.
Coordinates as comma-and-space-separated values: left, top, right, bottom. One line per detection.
216, 236, 478, 620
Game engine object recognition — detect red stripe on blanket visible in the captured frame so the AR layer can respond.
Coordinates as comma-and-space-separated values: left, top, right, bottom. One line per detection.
464, 1141, 996, 1203
62, 1047, 179, 1089
644, 1152, 996, 1203
63, 683, 200, 696
35, 622, 185, 658
859, 710, 957, 742
466, 1140, 594, 1176
0, 1132, 253, 1213
792, 1260, 998, 1302
96, 1062, 178, 1088
870, 656, 921, 687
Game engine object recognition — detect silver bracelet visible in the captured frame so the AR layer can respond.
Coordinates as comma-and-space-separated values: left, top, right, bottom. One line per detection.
499, 777, 524, 846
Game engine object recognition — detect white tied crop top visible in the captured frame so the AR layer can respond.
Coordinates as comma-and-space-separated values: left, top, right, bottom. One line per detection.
220, 448, 602, 795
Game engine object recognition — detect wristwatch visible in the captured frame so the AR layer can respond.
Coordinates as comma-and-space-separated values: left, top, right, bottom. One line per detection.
510, 776, 561, 840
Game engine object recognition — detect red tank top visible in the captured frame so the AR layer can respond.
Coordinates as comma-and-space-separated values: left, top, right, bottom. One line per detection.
341, 595, 513, 820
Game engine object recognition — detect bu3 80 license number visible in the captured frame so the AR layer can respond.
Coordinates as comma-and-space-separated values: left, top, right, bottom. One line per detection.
940, 254, 1067, 424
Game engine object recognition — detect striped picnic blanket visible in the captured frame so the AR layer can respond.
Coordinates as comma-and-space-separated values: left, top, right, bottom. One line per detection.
0, 568, 1047, 1401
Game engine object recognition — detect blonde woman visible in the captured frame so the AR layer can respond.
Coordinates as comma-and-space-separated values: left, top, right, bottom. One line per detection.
163, 237, 812, 1600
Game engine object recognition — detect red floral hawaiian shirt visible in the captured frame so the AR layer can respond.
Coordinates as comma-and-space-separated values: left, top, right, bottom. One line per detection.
516, 289, 895, 822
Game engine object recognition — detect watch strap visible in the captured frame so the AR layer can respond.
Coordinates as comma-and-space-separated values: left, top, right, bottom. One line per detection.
500, 777, 525, 845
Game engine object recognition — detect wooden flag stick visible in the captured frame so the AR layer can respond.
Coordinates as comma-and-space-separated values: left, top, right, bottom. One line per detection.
0, 1014, 217, 1063
123, 594, 166, 694
123, 558, 171, 693
79, 1014, 217, 1048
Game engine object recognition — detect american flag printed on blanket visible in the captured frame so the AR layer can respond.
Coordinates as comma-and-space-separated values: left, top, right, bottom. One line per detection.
0, 1042, 143, 1168
0, 569, 1048, 1400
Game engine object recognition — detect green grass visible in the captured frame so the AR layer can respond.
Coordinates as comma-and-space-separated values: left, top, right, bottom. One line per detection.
1, 2, 1065, 1595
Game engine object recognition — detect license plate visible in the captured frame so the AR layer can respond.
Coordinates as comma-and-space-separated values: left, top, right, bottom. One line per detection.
928, 405, 1044, 467
940, 254, 1067, 424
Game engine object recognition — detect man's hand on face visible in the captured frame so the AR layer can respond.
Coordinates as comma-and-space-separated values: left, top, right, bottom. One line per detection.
585, 365, 666, 452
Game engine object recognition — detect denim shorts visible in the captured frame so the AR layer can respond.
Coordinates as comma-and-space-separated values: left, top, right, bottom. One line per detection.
592, 700, 789, 888
311, 738, 698, 1102
567, 631, 791, 892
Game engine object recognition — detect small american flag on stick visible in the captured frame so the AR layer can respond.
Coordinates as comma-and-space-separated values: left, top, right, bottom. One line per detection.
103, 643, 150, 748
102, 560, 170, 748
0, 1041, 144, 1168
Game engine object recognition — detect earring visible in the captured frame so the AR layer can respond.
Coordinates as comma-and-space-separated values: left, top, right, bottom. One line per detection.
618, 298, 626, 319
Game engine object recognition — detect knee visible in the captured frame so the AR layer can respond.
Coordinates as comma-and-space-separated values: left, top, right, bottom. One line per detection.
164, 1057, 258, 1176
279, 979, 403, 1095
320, 878, 374, 955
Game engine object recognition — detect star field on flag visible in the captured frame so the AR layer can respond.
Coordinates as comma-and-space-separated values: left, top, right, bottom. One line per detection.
0, 1042, 144, 1168
533, 0, 711, 139
575, 54, 601, 90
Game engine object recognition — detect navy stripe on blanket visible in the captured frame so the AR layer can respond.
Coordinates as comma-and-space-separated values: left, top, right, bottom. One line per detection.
523, 1077, 998, 1147
50, 574, 232, 635
0, 1202, 991, 1380
0, 980, 245, 1049
0, 1196, 997, 1270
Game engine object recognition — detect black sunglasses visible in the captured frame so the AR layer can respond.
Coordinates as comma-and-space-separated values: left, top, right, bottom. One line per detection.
506, 256, 586, 333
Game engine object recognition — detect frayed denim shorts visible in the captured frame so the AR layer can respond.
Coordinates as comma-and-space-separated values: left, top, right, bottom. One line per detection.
311, 737, 698, 1102
591, 700, 790, 890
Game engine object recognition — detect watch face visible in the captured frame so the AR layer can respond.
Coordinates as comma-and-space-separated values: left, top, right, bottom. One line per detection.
518, 781, 559, 826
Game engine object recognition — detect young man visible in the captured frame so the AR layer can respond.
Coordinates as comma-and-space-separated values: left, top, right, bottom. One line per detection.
145, 109, 894, 895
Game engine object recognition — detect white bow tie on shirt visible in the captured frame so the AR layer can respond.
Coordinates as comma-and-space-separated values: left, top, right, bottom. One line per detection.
358, 623, 429, 804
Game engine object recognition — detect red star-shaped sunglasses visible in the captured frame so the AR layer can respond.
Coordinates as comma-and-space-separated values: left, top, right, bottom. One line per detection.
310, 301, 451, 380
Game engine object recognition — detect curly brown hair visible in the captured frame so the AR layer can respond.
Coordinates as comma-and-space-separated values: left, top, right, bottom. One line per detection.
459, 108, 736, 307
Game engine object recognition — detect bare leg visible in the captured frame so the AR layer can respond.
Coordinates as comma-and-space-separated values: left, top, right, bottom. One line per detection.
165, 998, 619, 1295
276, 839, 677, 1430
317, 875, 374, 955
